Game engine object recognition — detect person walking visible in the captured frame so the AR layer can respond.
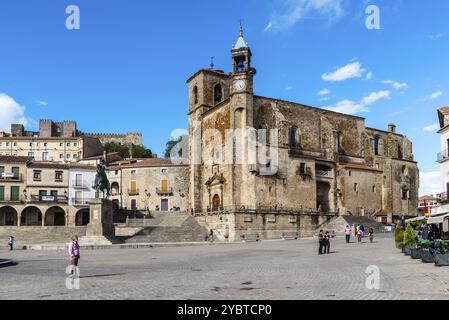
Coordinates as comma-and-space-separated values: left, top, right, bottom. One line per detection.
369, 227, 374, 243
8, 236, 15, 251
357, 228, 363, 243
68, 236, 80, 271
318, 230, 325, 255
325, 231, 331, 254
345, 225, 352, 243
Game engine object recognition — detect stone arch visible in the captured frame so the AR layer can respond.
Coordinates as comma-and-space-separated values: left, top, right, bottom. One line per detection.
0, 206, 18, 226
44, 206, 66, 226
75, 208, 90, 226
111, 182, 120, 196
21, 206, 43, 226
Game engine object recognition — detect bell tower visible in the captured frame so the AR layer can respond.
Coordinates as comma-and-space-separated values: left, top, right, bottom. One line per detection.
230, 24, 256, 96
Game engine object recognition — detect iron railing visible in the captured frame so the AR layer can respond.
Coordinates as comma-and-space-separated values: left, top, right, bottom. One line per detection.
156, 187, 174, 195
438, 149, 449, 162
0, 173, 22, 181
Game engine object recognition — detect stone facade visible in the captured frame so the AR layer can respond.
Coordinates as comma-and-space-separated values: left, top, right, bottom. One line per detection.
108, 158, 189, 212
0, 156, 96, 227
187, 28, 419, 239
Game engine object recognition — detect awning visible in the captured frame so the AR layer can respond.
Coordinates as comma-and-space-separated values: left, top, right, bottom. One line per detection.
405, 216, 427, 223
427, 213, 449, 225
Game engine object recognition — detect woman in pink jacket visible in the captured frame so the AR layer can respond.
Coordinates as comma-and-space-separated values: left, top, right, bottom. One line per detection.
68, 235, 80, 267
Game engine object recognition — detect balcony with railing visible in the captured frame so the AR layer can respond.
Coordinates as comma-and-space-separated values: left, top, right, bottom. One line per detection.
0, 172, 22, 182
30, 195, 68, 204
437, 192, 449, 203
438, 149, 449, 162
71, 198, 90, 206
156, 187, 174, 196
128, 188, 139, 196
71, 181, 90, 189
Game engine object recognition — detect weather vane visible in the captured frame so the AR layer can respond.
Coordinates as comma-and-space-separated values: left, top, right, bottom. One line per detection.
210, 56, 214, 69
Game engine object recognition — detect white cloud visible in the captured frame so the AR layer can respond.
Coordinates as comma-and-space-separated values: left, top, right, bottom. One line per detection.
284, 86, 293, 91
420, 91, 444, 102
264, 22, 273, 32
365, 72, 373, 80
420, 171, 442, 196
423, 123, 440, 132
360, 90, 391, 106
382, 80, 408, 90
318, 88, 331, 96
324, 99, 365, 114
37, 100, 48, 107
429, 33, 443, 40
325, 90, 391, 115
322, 61, 367, 82
268, 0, 344, 31
431, 91, 443, 99
0, 93, 31, 132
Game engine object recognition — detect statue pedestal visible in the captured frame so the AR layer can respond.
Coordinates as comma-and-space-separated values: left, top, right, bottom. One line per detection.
80, 198, 117, 246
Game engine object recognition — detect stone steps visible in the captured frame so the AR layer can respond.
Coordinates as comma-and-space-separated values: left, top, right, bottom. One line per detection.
0, 227, 87, 245
124, 214, 207, 243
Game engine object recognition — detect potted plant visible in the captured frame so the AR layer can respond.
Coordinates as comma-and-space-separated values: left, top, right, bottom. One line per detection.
394, 222, 404, 249
402, 224, 416, 256
421, 240, 436, 263
411, 239, 424, 260
434, 240, 449, 267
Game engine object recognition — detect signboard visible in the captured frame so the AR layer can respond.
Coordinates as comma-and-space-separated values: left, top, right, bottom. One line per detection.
41, 196, 55, 202
1, 172, 15, 178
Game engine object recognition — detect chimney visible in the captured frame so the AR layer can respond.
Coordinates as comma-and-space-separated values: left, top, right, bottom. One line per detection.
388, 123, 396, 133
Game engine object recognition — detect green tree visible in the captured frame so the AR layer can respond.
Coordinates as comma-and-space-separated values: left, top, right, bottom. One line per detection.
132, 145, 154, 158
402, 223, 416, 247
394, 221, 404, 246
104, 142, 130, 158
164, 136, 183, 159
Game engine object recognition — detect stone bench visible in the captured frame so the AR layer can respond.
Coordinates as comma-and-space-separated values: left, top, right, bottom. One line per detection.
241, 233, 260, 242
281, 232, 299, 240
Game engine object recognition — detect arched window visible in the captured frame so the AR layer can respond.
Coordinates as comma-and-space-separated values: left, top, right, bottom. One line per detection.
214, 84, 223, 104
397, 142, 403, 159
192, 86, 198, 104
373, 136, 380, 155
289, 127, 298, 147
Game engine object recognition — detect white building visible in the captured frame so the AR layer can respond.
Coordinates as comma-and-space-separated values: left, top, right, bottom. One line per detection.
68, 166, 96, 207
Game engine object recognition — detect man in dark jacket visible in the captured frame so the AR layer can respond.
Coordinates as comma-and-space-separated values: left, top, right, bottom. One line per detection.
318, 230, 325, 255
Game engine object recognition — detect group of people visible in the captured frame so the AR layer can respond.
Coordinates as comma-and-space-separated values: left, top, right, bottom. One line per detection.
320, 225, 375, 255
344, 224, 375, 244
318, 230, 332, 255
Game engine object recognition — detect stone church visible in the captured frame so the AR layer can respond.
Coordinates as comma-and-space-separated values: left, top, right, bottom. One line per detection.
187, 27, 419, 240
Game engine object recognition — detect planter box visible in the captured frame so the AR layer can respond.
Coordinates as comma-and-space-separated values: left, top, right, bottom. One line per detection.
403, 246, 413, 256
411, 248, 422, 260
421, 251, 435, 263
434, 253, 449, 267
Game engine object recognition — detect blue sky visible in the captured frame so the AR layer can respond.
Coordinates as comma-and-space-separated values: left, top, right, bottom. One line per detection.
0, 0, 447, 195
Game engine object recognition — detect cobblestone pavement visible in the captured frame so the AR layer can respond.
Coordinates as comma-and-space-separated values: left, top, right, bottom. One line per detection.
1, 234, 449, 300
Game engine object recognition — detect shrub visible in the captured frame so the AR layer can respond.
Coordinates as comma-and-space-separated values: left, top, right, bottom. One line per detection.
394, 222, 404, 246
402, 223, 417, 247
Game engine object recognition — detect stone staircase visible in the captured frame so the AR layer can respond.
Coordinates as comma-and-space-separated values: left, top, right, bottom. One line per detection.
318, 215, 387, 235
118, 212, 208, 243
0, 227, 87, 247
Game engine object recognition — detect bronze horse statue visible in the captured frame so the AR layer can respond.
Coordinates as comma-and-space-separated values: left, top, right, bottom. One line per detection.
94, 159, 110, 199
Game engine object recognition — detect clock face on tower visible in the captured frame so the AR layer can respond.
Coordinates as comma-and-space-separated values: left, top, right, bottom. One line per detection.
233, 79, 246, 92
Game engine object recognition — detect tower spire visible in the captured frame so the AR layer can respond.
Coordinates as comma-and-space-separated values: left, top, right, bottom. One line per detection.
240, 20, 244, 37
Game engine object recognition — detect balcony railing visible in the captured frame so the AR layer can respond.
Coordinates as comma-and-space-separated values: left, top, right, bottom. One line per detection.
72, 182, 90, 189
438, 149, 449, 162
71, 198, 90, 206
0, 173, 22, 182
437, 192, 449, 203
30, 195, 68, 204
128, 188, 139, 195
156, 187, 174, 196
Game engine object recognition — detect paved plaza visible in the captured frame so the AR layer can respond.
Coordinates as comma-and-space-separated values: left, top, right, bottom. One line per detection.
1, 235, 449, 300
